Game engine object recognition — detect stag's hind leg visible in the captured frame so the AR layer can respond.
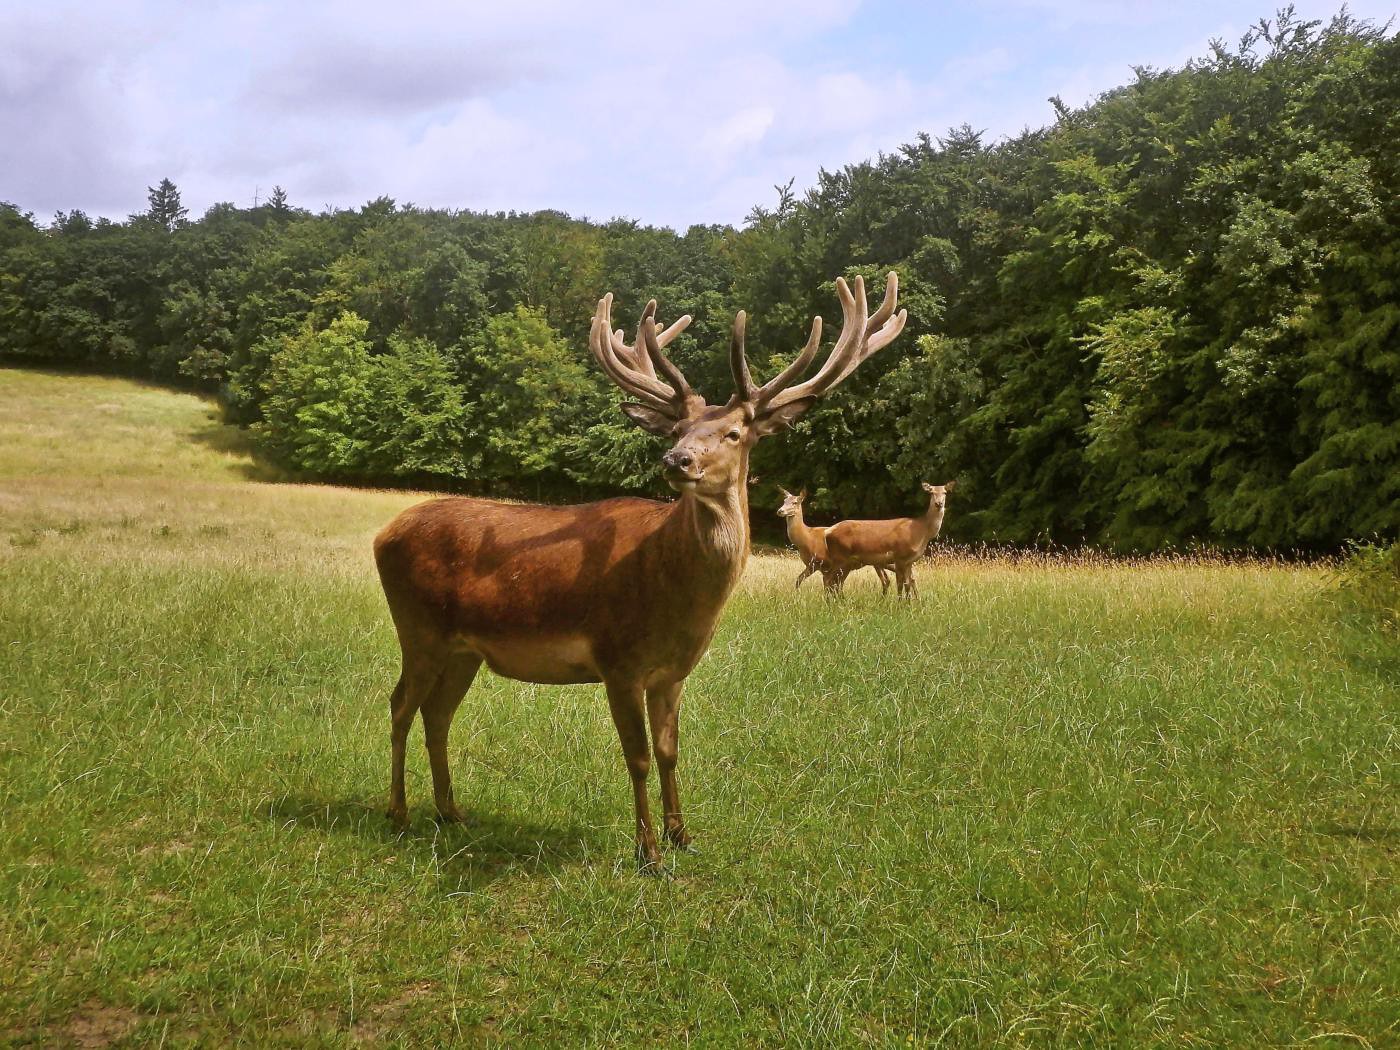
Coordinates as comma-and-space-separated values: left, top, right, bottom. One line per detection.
420, 652, 484, 823
387, 649, 445, 827
646, 680, 692, 851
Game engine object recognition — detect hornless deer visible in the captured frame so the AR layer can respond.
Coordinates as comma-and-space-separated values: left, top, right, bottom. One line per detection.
776, 487, 827, 589
822, 481, 955, 598
777, 487, 893, 593
373, 274, 907, 872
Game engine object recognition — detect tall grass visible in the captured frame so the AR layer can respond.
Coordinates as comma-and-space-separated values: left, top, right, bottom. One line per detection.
2, 369, 1396, 1046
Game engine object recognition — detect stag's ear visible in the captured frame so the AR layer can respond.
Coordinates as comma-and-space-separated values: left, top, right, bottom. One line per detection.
752, 397, 816, 438
620, 403, 678, 437
944, 480, 956, 491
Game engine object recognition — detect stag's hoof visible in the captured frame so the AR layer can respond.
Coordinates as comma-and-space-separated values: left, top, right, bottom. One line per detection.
386, 805, 409, 829
665, 827, 696, 852
636, 842, 668, 876
434, 803, 469, 824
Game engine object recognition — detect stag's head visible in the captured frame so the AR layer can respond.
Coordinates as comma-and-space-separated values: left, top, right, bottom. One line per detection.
921, 480, 956, 511
589, 274, 907, 500
776, 487, 807, 519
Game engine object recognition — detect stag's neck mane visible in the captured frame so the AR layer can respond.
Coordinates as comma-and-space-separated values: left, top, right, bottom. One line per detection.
666, 478, 750, 590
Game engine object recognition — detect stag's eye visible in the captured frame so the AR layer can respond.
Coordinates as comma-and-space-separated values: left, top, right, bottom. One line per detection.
725, 430, 742, 442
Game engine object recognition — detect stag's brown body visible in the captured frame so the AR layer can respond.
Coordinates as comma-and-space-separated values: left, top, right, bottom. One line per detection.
376, 494, 745, 687
374, 273, 906, 872
822, 482, 953, 598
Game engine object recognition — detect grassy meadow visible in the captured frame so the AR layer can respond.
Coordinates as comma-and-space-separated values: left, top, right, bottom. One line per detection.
1, 367, 1396, 1047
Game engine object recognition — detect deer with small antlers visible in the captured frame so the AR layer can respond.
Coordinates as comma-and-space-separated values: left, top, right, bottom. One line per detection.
822, 481, 955, 598
373, 274, 906, 872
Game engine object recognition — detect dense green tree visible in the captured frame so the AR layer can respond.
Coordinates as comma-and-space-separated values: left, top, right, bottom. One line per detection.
455, 305, 605, 490
1, 9, 1395, 549
144, 178, 188, 232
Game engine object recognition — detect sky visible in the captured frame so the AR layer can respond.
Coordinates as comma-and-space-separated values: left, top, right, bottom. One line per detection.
2, 0, 1395, 230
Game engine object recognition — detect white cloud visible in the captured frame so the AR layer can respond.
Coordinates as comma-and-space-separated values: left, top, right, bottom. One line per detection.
2, 0, 1395, 227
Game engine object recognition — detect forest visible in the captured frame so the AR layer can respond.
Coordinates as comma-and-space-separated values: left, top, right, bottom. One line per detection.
2, 10, 1396, 551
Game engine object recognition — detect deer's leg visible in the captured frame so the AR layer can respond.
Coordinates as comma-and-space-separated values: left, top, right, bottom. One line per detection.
646, 680, 691, 850
876, 565, 892, 595
420, 652, 483, 824
795, 562, 816, 589
605, 679, 663, 873
387, 652, 444, 827
897, 560, 917, 599
822, 566, 844, 597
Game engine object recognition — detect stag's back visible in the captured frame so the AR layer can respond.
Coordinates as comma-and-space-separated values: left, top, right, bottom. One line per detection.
374, 495, 672, 637
374, 495, 742, 684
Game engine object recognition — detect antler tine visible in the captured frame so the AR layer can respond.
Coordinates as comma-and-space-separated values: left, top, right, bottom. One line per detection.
754, 315, 822, 405
832, 306, 907, 386
589, 295, 676, 410
639, 300, 695, 397
654, 314, 692, 349
829, 272, 906, 386
762, 274, 871, 411
729, 311, 758, 402
618, 302, 655, 380
865, 270, 897, 335
760, 272, 906, 411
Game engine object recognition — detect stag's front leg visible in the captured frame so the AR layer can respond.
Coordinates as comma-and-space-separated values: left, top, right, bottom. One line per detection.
646, 680, 692, 851
605, 678, 663, 873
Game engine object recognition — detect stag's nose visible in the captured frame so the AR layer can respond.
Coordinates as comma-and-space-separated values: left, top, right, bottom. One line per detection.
662, 449, 693, 471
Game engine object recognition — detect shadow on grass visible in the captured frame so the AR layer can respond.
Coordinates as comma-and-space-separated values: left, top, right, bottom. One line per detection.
265, 794, 604, 889
1314, 821, 1400, 844
186, 417, 290, 483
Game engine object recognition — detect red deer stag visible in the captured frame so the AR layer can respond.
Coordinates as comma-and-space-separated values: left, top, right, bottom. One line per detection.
373, 274, 907, 872
822, 481, 955, 598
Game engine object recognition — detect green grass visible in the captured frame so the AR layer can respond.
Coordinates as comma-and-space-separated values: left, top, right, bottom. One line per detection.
1, 367, 1396, 1047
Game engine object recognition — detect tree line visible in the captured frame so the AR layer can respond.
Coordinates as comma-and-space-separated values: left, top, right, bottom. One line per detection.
1, 9, 1395, 550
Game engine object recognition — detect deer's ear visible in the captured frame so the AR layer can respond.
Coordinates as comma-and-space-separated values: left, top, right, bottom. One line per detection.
620, 403, 678, 437
753, 397, 815, 438
944, 480, 956, 491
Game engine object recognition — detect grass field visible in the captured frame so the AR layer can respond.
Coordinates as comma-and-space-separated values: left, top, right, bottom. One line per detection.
2, 367, 1396, 1047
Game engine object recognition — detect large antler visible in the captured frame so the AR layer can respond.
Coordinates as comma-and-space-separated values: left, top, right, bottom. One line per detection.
734, 272, 906, 415
589, 294, 698, 417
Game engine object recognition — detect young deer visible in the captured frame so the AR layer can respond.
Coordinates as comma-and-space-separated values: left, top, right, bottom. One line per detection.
777, 487, 893, 593
822, 481, 955, 598
374, 274, 906, 872
776, 487, 827, 589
